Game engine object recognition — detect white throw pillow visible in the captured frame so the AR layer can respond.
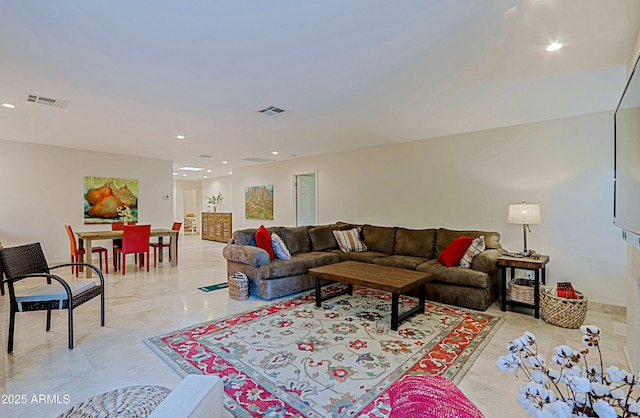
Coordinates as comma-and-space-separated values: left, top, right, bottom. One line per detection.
271, 233, 291, 260
332, 228, 367, 253
459, 236, 485, 268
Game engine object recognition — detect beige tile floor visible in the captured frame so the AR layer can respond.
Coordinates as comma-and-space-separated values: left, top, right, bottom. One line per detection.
0, 235, 628, 417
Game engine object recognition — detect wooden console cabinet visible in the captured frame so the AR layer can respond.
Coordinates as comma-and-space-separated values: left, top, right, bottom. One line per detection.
202, 212, 232, 243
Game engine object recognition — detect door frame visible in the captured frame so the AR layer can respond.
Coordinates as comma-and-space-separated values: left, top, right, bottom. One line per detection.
292, 171, 318, 226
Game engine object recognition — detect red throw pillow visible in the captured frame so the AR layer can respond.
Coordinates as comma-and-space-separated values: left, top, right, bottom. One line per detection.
438, 236, 474, 267
255, 225, 275, 261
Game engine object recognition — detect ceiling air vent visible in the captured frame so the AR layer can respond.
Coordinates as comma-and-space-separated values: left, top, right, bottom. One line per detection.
257, 106, 285, 117
26, 94, 69, 109
243, 157, 276, 163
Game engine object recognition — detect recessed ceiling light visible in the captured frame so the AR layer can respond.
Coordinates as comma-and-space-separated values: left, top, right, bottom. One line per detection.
179, 166, 204, 172
176, 134, 186, 140
206, 169, 212, 173
546, 42, 563, 52
2, 103, 15, 109
272, 151, 279, 155
229, 171, 233, 175
221, 161, 228, 165
182, 174, 187, 177
203, 176, 208, 179
173, 172, 179, 176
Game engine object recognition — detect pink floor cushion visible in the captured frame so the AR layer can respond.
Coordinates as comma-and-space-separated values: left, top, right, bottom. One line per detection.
388, 375, 485, 418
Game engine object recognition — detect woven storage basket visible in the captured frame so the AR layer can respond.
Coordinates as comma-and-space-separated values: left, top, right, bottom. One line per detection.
540, 287, 587, 329
228, 272, 249, 300
508, 278, 535, 304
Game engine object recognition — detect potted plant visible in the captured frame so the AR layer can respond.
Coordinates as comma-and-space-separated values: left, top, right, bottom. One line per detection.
205, 192, 223, 212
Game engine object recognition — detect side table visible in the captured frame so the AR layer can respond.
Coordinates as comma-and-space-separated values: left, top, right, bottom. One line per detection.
498, 255, 550, 318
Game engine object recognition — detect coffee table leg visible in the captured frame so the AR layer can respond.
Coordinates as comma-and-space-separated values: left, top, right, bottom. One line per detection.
418, 285, 426, 313
391, 293, 400, 331
316, 277, 322, 307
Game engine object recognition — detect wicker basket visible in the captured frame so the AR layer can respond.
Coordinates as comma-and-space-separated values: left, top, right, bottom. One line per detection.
540, 287, 588, 329
508, 278, 535, 304
228, 272, 249, 300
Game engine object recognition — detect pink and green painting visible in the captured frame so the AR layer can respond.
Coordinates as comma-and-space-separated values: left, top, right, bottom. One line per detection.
245, 185, 273, 220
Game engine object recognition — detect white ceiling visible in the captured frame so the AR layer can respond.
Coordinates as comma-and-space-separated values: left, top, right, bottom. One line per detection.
1, 1, 639, 179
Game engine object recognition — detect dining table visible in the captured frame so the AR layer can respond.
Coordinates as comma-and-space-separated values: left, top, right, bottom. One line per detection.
76, 229, 179, 278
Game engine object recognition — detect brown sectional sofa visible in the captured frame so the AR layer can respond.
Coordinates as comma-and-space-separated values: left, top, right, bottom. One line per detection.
222, 223, 503, 311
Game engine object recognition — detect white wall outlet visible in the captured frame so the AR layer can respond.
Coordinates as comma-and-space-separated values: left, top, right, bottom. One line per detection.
525, 271, 535, 280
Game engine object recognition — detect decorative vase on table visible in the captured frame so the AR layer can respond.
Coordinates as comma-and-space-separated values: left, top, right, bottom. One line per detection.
213, 205, 218, 213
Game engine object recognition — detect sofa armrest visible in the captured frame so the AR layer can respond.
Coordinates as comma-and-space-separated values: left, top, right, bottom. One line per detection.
223, 244, 270, 267
470, 248, 501, 273
149, 375, 223, 418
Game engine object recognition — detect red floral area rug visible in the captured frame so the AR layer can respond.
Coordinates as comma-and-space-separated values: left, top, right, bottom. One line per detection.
145, 284, 503, 417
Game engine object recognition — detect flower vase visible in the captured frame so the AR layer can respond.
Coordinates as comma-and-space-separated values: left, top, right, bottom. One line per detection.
213, 205, 218, 213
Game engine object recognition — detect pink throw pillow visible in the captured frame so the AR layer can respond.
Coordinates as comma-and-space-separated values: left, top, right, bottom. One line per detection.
388, 375, 484, 418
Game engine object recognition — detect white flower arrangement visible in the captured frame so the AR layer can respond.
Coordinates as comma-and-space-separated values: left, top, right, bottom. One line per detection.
116, 206, 135, 223
206, 192, 223, 206
497, 325, 638, 417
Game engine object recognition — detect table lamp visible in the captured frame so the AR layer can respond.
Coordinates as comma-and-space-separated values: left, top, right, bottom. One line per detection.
507, 202, 542, 256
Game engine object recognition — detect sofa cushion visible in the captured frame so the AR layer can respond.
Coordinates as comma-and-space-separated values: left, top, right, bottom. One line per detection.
255, 225, 275, 261
279, 226, 311, 255
271, 233, 291, 260
373, 255, 427, 270
438, 236, 474, 267
362, 225, 396, 254
258, 255, 316, 279
435, 228, 501, 256
333, 228, 367, 252
308, 225, 339, 251
304, 252, 342, 267
417, 259, 490, 289
393, 228, 436, 259
459, 236, 485, 268
333, 250, 389, 263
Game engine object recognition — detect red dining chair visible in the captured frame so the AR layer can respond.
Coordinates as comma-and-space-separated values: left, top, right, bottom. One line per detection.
65, 224, 108, 275
111, 221, 136, 270
151, 222, 182, 267
114, 224, 151, 275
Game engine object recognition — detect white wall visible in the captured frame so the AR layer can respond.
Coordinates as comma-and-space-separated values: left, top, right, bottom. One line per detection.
231, 111, 626, 307
202, 176, 232, 213
0, 139, 173, 263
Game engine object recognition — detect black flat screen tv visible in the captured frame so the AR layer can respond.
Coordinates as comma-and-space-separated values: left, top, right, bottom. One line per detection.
614, 53, 640, 237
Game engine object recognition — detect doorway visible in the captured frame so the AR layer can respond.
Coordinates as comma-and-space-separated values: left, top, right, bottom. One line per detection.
182, 189, 199, 234
294, 172, 317, 226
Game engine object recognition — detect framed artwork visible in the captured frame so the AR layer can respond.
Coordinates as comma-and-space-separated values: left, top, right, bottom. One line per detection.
84, 176, 138, 224
245, 185, 274, 220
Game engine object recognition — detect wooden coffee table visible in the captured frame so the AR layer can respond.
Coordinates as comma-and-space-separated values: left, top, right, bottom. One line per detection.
309, 261, 433, 330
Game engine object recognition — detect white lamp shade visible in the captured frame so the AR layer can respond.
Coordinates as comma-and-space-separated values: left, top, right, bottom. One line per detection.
507, 203, 542, 225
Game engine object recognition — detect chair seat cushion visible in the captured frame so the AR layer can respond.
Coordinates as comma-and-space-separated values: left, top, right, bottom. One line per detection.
16, 280, 96, 311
